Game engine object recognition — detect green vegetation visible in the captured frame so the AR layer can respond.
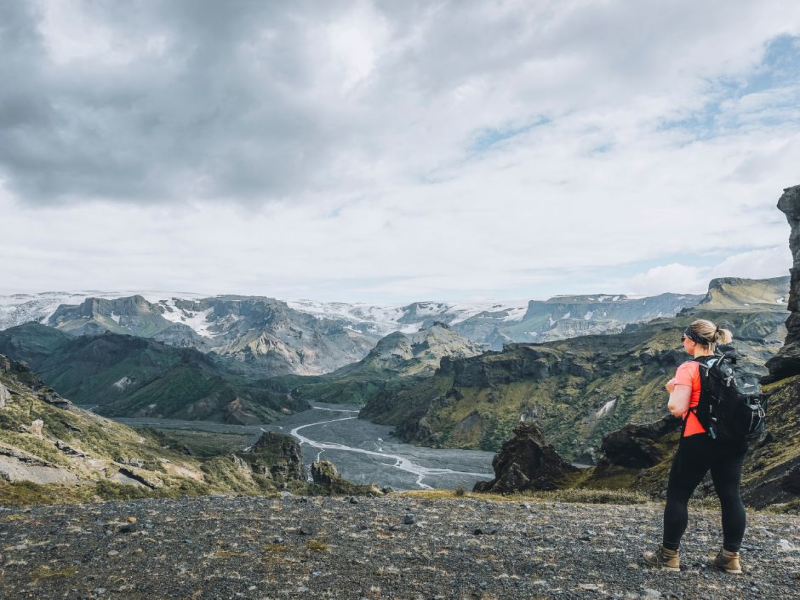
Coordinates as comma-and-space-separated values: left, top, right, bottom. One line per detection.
306, 540, 330, 552
29, 565, 79, 583
0, 356, 315, 506
0, 323, 308, 423
361, 309, 786, 460
136, 427, 251, 458
399, 487, 647, 505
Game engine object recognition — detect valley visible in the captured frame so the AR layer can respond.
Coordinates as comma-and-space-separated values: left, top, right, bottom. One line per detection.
117, 403, 495, 491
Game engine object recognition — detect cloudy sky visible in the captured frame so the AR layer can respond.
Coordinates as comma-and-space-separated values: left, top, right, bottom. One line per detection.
1, 1, 799, 303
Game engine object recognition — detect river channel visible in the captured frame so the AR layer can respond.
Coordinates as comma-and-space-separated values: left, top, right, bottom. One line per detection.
115, 404, 496, 491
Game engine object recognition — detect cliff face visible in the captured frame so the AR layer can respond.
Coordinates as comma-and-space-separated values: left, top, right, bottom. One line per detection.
766, 185, 800, 381
698, 276, 790, 309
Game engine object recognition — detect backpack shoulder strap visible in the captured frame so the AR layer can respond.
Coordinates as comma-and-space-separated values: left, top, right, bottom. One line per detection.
693, 353, 725, 371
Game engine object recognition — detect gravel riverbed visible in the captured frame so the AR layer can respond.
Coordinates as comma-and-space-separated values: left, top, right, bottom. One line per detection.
1, 495, 798, 599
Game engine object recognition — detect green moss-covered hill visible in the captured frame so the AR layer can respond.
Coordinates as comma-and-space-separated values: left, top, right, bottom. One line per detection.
269, 323, 486, 407
360, 307, 787, 462
0, 323, 308, 424
0, 354, 319, 505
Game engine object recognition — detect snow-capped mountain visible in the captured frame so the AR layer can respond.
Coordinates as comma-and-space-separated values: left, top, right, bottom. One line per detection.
0, 290, 711, 361
0, 291, 208, 332
285, 299, 530, 337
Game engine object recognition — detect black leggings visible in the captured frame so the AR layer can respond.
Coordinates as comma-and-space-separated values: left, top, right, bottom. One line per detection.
662, 434, 748, 552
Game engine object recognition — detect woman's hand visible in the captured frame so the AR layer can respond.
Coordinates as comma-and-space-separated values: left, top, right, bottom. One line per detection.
667, 385, 691, 418
665, 378, 676, 394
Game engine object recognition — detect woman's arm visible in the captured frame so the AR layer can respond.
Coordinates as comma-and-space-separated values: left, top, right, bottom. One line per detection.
667, 384, 692, 417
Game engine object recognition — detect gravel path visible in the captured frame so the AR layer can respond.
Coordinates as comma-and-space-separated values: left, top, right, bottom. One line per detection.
1, 496, 798, 599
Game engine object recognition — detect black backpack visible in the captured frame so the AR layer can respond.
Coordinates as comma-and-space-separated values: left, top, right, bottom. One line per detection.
690, 353, 767, 443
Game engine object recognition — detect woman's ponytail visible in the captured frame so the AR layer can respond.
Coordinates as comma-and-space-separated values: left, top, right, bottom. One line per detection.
687, 319, 733, 352
715, 327, 733, 345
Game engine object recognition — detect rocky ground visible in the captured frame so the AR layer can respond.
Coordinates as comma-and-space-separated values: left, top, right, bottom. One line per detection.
1, 496, 798, 599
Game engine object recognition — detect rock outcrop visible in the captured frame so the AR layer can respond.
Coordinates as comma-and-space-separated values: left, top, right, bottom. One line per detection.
26, 419, 44, 437
473, 422, 577, 493
311, 460, 341, 485
0, 382, 9, 408
310, 459, 383, 496
596, 415, 682, 469
245, 431, 305, 481
766, 185, 800, 381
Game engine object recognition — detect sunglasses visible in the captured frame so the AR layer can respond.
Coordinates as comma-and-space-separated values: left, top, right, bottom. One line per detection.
680, 334, 687, 342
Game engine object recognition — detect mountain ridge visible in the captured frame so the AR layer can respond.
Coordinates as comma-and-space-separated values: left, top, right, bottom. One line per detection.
358, 277, 789, 462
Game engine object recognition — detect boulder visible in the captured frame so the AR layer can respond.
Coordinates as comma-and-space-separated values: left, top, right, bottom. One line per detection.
766, 184, 800, 381
27, 419, 44, 437
597, 415, 681, 469
473, 421, 577, 494
0, 382, 9, 408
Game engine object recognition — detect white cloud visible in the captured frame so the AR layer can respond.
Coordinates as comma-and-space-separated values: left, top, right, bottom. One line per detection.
627, 264, 712, 297
709, 246, 792, 280
624, 246, 792, 297
1, 1, 799, 301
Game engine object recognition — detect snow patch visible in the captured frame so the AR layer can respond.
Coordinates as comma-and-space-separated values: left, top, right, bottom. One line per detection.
112, 377, 133, 391
584, 311, 594, 320
160, 299, 215, 338
501, 306, 528, 322
109, 312, 121, 325
399, 322, 424, 334
596, 399, 616, 418
777, 297, 786, 304
286, 298, 530, 331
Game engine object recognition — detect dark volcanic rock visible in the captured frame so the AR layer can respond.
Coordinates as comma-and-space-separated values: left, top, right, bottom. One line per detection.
310, 460, 340, 485
310, 460, 384, 497
244, 431, 305, 481
598, 415, 682, 469
440, 345, 586, 388
766, 184, 800, 381
782, 464, 800, 495
473, 421, 577, 493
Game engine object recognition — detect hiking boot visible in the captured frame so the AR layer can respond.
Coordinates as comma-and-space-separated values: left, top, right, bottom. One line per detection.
643, 545, 680, 572
709, 549, 742, 574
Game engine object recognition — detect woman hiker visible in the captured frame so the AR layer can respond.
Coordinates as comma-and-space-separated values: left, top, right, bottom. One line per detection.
643, 319, 747, 574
